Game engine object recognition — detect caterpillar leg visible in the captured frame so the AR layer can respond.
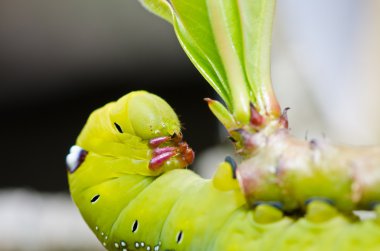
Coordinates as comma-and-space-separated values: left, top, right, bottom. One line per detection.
253, 204, 284, 224
212, 156, 240, 191
305, 200, 338, 223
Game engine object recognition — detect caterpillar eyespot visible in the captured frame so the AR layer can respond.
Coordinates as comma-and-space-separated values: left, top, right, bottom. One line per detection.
67, 91, 380, 251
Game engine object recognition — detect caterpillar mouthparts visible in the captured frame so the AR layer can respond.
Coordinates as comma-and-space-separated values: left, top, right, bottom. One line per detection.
148, 134, 195, 170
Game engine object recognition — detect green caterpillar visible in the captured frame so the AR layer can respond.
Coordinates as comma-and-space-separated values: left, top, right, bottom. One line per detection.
67, 91, 380, 251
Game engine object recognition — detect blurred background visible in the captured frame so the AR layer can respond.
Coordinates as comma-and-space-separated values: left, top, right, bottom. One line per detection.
0, 0, 379, 250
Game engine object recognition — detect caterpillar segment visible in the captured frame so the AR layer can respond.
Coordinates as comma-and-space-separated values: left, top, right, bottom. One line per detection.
67, 91, 380, 251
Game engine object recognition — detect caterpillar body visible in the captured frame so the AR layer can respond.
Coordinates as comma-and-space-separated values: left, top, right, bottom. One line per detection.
67, 91, 380, 251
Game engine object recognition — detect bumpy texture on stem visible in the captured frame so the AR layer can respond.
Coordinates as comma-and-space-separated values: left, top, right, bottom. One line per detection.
234, 117, 380, 212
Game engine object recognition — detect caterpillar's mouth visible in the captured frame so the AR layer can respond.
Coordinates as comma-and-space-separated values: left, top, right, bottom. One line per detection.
148, 133, 195, 170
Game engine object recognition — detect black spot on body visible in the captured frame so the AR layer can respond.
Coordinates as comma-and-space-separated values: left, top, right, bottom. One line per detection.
114, 122, 123, 133
176, 230, 183, 243
132, 220, 138, 233
91, 194, 100, 203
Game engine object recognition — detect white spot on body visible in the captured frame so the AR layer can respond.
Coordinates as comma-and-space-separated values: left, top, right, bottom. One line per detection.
114, 243, 120, 248
103, 242, 107, 246
105, 236, 108, 240
141, 242, 145, 247
121, 241, 126, 247
135, 242, 140, 248
122, 249, 127, 251
66, 145, 86, 173
146, 245, 151, 251
95, 226, 99, 231
154, 245, 160, 251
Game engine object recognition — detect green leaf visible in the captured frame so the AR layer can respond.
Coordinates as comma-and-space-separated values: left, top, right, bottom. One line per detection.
173, 17, 233, 109
138, 0, 173, 23
205, 98, 237, 129
238, 0, 280, 118
171, 0, 233, 111
138, 0, 281, 125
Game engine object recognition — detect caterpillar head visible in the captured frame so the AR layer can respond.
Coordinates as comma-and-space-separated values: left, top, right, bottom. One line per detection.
74, 91, 194, 175
109, 90, 181, 139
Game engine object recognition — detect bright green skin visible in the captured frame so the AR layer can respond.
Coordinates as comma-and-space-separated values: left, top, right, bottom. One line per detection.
68, 91, 380, 251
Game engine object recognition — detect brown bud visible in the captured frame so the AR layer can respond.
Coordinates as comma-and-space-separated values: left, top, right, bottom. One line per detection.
250, 103, 265, 126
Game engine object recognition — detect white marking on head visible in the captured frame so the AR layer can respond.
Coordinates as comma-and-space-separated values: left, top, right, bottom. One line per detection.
66, 145, 87, 173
